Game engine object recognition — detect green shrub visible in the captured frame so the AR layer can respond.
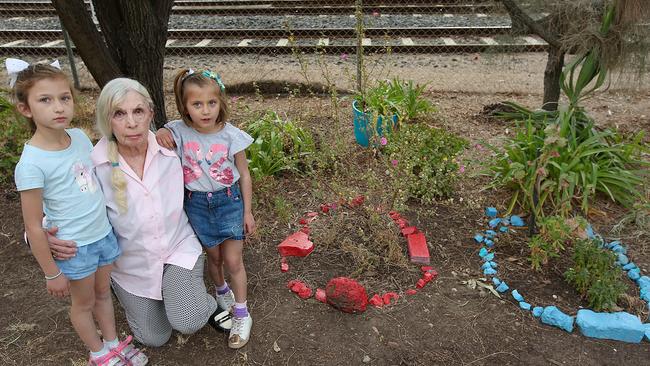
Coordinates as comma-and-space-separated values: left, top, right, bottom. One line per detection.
564, 239, 627, 311
243, 111, 315, 180
529, 216, 587, 271
486, 103, 648, 218
385, 123, 467, 204
358, 77, 435, 124
0, 94, 30, 185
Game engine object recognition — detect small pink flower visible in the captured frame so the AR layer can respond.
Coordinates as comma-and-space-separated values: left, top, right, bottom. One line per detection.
459, 165, 465, 173
340, 53, 349, 61
391, 159, 398, 167
380, 137, 387, 146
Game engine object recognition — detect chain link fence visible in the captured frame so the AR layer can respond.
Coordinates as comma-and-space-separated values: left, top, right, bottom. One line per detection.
0, 1, 555, 92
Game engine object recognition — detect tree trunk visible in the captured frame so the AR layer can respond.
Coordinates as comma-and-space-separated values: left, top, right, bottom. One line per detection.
92, 0, 173, 128
51, 0, 120, 86
52, 0, 173, 128
542, 46, 565, 111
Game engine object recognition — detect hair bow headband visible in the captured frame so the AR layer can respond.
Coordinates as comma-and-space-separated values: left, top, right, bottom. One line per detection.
5, 58, 61, 87
182, 68, 225, 92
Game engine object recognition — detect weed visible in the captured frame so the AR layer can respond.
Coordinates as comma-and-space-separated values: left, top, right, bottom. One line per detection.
243, 111, 315, 180
565, 239, 627, 311
0, 93, 30, 184
529, 216, 587, 271
384, 123, 468, 205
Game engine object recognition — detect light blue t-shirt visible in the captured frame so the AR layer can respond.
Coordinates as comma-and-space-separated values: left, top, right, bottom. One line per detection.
14, 128, 112, 246
165, 120, 254, 192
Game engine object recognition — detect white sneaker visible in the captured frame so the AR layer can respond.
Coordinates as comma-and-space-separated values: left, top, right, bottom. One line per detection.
216, 289, 236, 312
228, 315, 252, 349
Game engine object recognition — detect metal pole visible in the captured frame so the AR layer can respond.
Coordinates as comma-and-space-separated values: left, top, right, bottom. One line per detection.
355, 0, 363, 97
62, 27, 80, 90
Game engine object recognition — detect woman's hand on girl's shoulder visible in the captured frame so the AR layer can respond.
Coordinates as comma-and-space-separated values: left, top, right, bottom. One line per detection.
155, 128, 176, 149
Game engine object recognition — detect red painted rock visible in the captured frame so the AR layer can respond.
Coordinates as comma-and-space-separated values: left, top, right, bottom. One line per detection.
287, 280, 300, 289
281, 262, 289, 272
406, 289, 417, 295
315, 288, 327, 303
325, 277, 368, 313
407, 232, 430, 264
350, 195, 365, 207
320, 204, 330, 213
298, 287, 313, 299
420, 266, 434, 273
291, 281, 308, 293
389, 211, 400, 220
278, 231, 314, 257
369, 294, 384, 307
299, 218, 308, 225
416, 278, 426, 289
423, 271, 438, 283
382, 292, 399, 305
401, 226, 418, 237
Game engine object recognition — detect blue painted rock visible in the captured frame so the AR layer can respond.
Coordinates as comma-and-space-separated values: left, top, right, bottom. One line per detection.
485, 207, 498, 217
576, 309, 645, 343
499, 226, 509, 233
492, 277, 501, 286
479, 247, 488, 258
474, 234, 484, 243
637, 276, 650, 289
511, 289, 524, 302
510, 215, 525, 227
485, 230, 497, 238
483, 268, 497, 276
628, 268, 641, 281
606, 240, 621, 249
484, 239, 494, 248
541, 306, 574, 333
622, 262, 637, 271
616, 253, 629, 266
519, 301, 531, 311
482, 253, 495, 262
532, 306, 543, 318
496, 282, 509, 293
585, 225, 595, 239
488, 218, 501, 228
645, 324, 650, 342
611, 244, 626, 255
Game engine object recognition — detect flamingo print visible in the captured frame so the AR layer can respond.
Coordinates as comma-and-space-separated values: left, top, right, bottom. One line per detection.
205, 143, 234, 185
183, 141, 203, 184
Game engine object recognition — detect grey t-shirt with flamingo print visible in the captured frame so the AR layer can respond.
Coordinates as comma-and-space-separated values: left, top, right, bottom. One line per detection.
164, 120, 254, 192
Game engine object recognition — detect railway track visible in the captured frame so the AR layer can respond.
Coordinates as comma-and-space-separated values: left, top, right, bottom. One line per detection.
0, 0, 503, 16
0, 26, 547, 55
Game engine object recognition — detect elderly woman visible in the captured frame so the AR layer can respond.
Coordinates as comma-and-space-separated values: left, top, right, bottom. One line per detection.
48, 78, 228, 347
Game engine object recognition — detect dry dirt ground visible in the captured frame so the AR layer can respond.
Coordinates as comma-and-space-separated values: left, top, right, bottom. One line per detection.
1, 53, 650, 365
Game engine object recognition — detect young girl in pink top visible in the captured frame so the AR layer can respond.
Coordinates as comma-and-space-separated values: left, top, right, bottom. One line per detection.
156, 69, 255, 349
9, 60, 147, 365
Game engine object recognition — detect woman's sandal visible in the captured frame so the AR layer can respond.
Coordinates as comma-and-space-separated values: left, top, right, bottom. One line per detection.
208, 309, 233, 332
111, 335, 148, 366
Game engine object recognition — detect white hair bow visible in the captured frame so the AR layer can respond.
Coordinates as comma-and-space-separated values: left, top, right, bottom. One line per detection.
5, 58, 61, 87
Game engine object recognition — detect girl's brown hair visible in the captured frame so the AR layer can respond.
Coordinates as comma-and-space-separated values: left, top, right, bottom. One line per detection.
172, 68, 229, 127
11, 64, 73, 132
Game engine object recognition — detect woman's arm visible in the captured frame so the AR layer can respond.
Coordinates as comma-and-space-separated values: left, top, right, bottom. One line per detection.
234, 151, 255, 235
20, 189, 69, 297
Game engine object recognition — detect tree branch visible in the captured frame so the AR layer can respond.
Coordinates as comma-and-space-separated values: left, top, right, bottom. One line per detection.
500, 0, 562, 49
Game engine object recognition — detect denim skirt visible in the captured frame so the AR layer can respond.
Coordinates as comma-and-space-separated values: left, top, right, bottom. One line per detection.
184, 183, 245, 248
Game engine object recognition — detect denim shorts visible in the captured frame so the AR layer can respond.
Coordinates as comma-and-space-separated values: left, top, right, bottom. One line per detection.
55, 230, 120, 280
184, 183, 245, 248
